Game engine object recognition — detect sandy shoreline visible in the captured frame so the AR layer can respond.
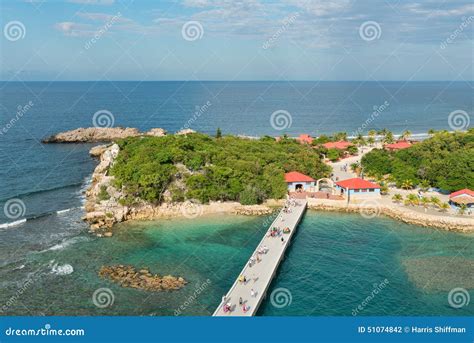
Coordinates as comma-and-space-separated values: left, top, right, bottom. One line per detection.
82, 138, 473, 236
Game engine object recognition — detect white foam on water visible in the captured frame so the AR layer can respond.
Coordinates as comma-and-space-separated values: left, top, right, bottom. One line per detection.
42, 236, 90, 252
50, 263, 74, 275
0, 219, 27, 229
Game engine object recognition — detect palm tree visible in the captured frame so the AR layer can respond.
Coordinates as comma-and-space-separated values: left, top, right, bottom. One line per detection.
430, 196, 441, 208
439, 202, 450, 212
419, 180, 430, 192
401, 130, 412, 141
458, 204, 467, 215
401, 179, 414, 190
368, 129, 377, 138
428, 128, 436, 136
406, 194, 419, 206
383, 131, 394, 144
350, 162, 360, 174
392, 194, 403, 203
367, 136, 375, 146
420, 197, 430, 211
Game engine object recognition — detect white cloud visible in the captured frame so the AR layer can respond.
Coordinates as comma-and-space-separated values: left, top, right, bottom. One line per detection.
68, 0, 115, 5
406, 3, 474, 17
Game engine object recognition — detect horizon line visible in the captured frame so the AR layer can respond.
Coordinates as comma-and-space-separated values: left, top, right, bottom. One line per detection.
1, 80, 473, 83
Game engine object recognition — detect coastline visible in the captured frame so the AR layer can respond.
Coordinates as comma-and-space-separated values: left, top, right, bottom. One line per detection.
57, 130, 471, 235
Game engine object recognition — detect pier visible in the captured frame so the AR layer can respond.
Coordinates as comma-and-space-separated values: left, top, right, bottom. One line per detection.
213, 198, 307, 316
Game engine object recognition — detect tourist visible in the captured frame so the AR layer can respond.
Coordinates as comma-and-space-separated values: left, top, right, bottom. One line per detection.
250, 289, 256, 297
222, 295, 227, 304
243, 304, 249, 313
281, 237, 285, 243
243, 276, 247, 283
239, 297, 243, 306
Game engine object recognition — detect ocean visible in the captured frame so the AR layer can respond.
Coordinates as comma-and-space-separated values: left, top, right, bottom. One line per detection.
0, 81, 472, 316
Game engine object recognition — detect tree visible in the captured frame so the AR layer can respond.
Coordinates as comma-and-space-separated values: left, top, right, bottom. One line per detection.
401, 179, 414, 190
383, 131, 395, 144
439, 202, 450, 212
430, 196, 441, 208
420, 196, 430, 211
406, 194, 419, 206
347, 145, 358, 155
350, 162, 360, 174
368, 129, 377, 138
458, 204, 467, 215
419, 180, 430, 192
216, 127, 222, 139
327, 148, 341, 162
392, 194, 403, 203
333, 132, 348, 141
401, 130, 412, 141
367, 136, 375, 146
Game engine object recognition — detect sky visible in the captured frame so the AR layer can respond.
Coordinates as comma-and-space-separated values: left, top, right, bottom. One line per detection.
0, 0, 473, 81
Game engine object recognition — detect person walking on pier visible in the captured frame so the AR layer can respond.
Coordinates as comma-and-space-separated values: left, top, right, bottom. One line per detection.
250, 289, 256, 298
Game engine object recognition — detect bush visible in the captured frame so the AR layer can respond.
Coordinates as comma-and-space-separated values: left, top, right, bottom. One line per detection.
361, 129, 474, 191
97, 185, 110, 202
110, 133, 331, 204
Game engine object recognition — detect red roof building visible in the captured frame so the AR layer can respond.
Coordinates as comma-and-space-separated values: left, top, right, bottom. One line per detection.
384, 140, 412, 151
322, 141, 353, 150
296, 134, 313, 144
284, 171, 315, 183
449, 189, 474, 205
336, 178, 380, 190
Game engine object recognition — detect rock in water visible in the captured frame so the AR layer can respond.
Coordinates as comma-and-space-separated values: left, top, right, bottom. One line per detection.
98, 265, 187, 291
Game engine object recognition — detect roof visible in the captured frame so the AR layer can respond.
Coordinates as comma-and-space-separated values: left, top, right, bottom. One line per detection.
450, 196, 474, 205
297, 134, 313, 144
384, 140, 412, 150
449, 189, 474, 199
284, 171, 315, 183
322, 141, 352, 150
336, 178, 381, 189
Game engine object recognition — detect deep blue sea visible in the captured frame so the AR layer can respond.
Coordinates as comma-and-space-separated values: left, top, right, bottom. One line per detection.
0, 81, 472, 316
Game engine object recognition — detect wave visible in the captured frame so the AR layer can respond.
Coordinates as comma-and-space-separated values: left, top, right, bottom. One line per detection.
50, 263, 74, 276
41, 236, 90, 253
56, 206, 83, 215
0, 181, 86, 203
0, 219, 27, 229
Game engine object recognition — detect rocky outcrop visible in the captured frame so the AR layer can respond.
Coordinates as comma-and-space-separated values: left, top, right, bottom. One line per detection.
176, 129, 196, 135
145, 128, 167, 137
233, 205, 274, 216
43, 127, 168, 143
89, 144, 110, 157
99, 265, 187, 291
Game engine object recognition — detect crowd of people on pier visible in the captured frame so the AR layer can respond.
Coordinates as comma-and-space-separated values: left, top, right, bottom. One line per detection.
220, 200, 301, 314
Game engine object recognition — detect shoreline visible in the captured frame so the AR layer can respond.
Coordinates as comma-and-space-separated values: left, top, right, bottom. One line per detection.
82, 137, 473, 236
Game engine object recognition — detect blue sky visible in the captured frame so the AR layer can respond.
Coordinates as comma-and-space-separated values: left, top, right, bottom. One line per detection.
0, 0, 473, 81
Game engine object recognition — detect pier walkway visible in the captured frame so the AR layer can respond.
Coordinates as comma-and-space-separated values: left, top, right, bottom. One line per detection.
213, 198, 307, 316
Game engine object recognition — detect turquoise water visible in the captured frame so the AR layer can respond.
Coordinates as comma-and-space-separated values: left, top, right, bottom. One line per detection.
1, 210, 472, 316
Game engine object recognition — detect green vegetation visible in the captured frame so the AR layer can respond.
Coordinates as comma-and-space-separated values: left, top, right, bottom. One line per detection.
110, 133, 331, 205
97, 185, 111, 202
361, 130, 474, 191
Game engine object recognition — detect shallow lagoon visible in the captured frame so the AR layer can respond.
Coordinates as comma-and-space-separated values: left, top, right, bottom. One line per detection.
0, 210, 472, 316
